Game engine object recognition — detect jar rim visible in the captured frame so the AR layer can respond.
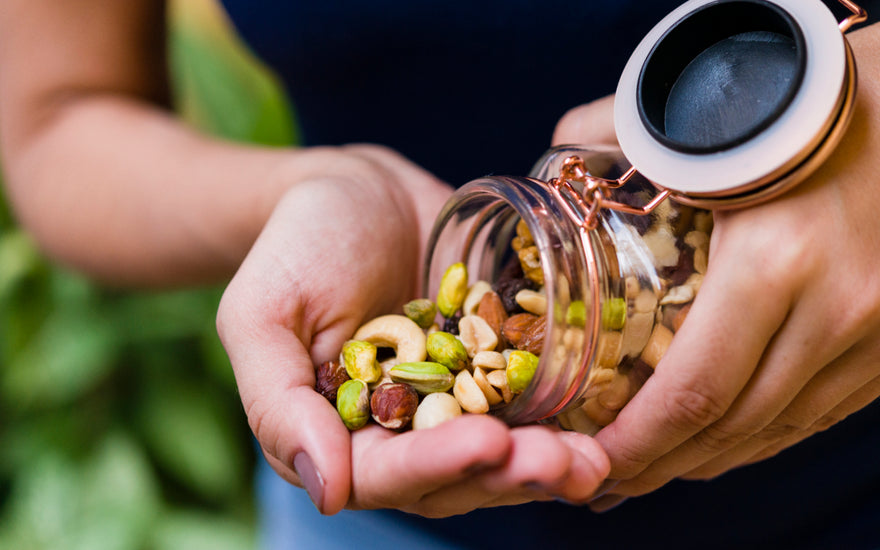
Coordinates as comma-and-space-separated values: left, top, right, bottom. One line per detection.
423, 171, 604, 425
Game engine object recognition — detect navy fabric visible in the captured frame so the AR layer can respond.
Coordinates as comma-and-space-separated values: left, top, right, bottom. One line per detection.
219, 1, 880, 547
219, 0, 678, 185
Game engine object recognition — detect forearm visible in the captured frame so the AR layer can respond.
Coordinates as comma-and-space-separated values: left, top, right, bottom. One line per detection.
2, 90, 448, 288
3, 93, 303, 286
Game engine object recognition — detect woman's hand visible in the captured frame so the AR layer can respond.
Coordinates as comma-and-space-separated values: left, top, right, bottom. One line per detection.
216, 145, 610, 516
554, 24, 880, 512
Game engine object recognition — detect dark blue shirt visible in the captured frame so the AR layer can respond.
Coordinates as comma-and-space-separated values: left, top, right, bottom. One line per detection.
221, 1, 880, 547
220, 1, 683, 184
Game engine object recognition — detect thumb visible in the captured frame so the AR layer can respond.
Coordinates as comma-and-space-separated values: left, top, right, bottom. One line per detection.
553, 94, 617, 147
217, 285, 353, 515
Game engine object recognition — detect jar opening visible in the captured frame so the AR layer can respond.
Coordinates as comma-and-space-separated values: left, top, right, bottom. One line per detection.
424, 174, 599, 425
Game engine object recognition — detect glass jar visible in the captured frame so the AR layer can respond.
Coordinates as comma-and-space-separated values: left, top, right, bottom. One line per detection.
423, 145, 712, 434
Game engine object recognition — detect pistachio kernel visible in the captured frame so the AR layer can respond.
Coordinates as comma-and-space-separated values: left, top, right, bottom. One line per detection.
601, 297, 627, 331
426, 331, 469, 371
506, 350, 539, 394
336, 379, 371, 430
565, 300, 587, 327
437, 262, 469, 318
341, 340, 382, 383
403, 298, 437, 329
389, 361, 455, 394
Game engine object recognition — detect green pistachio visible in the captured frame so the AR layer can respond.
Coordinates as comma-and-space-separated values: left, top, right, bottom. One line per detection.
426, 331, 469, 372
436, 262, 468, 318
565, 300, 587, 328
342, 340, 382, 383
601, 297, 627, 331
336, 379, 371, 430
403, 298, 438, 329
389, 362, 455, 394
506, 350, 538, 394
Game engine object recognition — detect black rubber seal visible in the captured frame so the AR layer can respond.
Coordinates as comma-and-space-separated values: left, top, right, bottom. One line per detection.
637, 0, 806, 154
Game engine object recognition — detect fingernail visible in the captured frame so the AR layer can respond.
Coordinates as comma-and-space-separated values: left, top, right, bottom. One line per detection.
589, 494, 628, 513
294, 452, 325, 513
589, 479, 619, 501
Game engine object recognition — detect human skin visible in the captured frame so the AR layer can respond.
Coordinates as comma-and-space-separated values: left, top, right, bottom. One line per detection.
553, 23, 880, 511
0, 0, 610, 516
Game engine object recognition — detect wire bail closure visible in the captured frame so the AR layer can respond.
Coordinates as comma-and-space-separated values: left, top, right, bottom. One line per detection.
838, 0, 867, 31
547, 156, 671, 230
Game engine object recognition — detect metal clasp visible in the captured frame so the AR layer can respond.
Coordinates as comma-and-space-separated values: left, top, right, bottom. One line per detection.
548, 156, 671, 230
839, 0, 867, 32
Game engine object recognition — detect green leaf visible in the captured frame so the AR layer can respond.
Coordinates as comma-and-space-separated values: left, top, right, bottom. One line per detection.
0, 230, 41, 300
110, 288, 219, 344
0, 433, 159, 550
199, 328, 236, 390
73, 433, 162, 550
150, 510, 257, 550
0, 452, 80, 549
135, 368, 246, 500
168, 10, 296, 146
2, 302, 120, 410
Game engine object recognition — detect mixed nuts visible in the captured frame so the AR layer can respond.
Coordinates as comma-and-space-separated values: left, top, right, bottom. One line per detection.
316, 259, 544, 432
316, 194, 711, 434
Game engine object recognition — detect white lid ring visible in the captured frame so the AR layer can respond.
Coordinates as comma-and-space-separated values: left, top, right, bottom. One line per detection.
614, 0, 853, 206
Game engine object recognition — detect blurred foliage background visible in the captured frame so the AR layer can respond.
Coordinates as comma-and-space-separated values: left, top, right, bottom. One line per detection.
0, 1, 296, 547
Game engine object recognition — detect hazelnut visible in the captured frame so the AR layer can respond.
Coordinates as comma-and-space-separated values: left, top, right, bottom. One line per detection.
370, 383, 419, 430
672, 303, 692, 332
315, 360, 349, 403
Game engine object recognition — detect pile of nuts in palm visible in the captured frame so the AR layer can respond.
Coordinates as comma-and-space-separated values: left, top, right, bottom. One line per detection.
316, 200, 711, 434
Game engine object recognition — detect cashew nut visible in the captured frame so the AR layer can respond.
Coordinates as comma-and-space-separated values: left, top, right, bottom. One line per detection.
640, 323, 673, 368
353, 314, 427, 363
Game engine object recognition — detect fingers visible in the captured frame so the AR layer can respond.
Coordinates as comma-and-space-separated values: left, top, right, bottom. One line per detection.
685, 340, 880, 479
552, 95, 617, 147
595, 244, 792, 482
605, 291, 855, 494
744, 373, 880, 465
349, 415, 513, 512
394, 426, 609, 517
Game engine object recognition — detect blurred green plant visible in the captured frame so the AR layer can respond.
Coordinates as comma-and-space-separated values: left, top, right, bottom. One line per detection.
0, 1, 296, 548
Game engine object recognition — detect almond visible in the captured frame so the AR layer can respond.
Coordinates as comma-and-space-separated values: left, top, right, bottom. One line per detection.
518, 315, 547, 355
476, 291, 507, 347
501, 313, 538, 348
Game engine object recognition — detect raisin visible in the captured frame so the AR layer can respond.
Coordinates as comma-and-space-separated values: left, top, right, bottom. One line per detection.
443, 311, 463, 335
494, 277, 536, 315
